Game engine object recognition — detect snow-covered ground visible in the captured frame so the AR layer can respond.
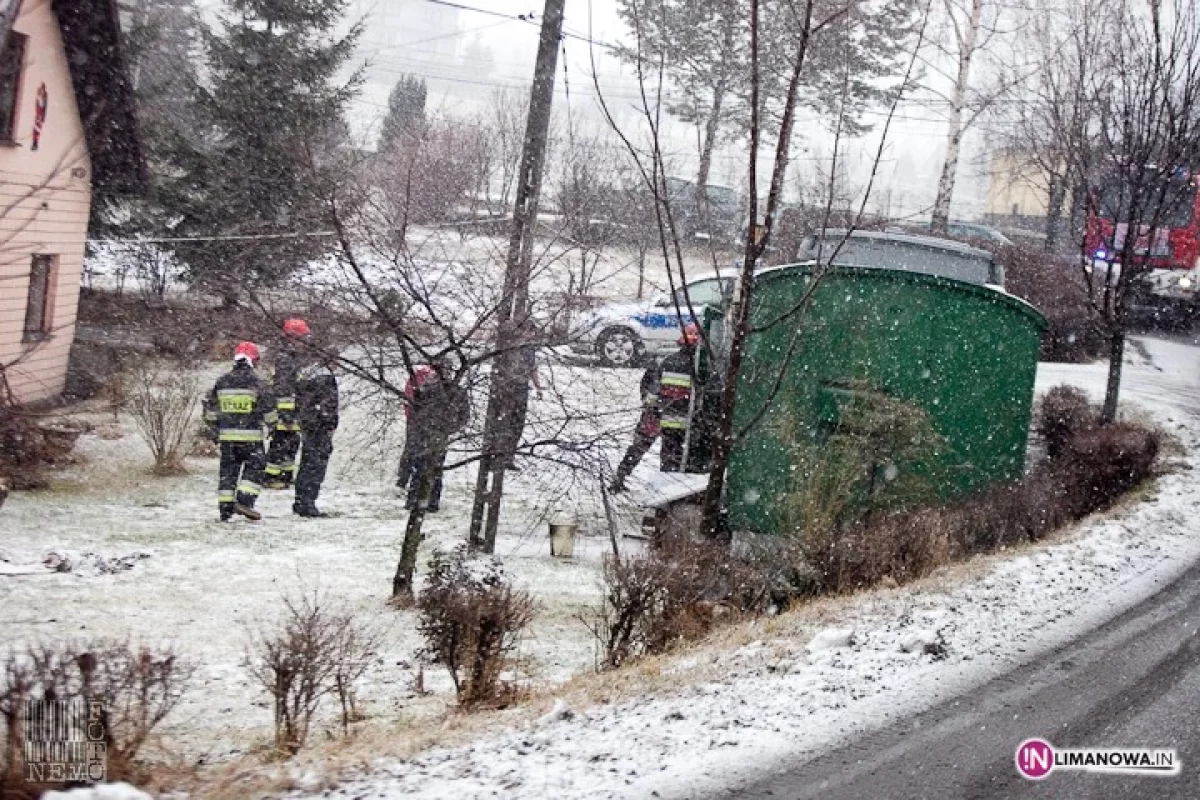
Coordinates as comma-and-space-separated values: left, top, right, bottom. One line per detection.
0, 353, 685, 763
2, 336, 1198, 799
288, 336, 1200, 799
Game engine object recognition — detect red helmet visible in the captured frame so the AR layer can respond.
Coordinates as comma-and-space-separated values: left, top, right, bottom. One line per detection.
233, 341, 260, 365
283, 317, 311, 338
678, 323, 700, 346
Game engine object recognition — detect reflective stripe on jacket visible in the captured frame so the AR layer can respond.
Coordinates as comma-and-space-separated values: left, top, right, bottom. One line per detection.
655, 347, 697, 432
203, 363, 275, 443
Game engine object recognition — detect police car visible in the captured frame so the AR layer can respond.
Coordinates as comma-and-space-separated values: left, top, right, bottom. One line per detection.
573, 272, 736, 367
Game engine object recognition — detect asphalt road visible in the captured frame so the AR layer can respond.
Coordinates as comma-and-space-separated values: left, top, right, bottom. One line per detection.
715, 334, 1200, 800
719, 533, 1200, 799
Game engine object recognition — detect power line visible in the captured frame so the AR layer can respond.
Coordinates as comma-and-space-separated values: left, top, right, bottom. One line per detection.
421, 0, 540, 25
419, 0, 619, 50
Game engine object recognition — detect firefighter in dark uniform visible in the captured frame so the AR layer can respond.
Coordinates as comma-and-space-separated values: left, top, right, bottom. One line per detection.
292, 351, 340, 517
203, 341, 275, 521
656, 322, 701, 472
607, 356, 664, 493
264, 317, 310, 489
402, 357, 471, 512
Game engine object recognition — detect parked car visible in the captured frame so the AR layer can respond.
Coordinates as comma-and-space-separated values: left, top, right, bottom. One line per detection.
664, 177, 743, 243
571, 272, 737, 367
795, 229, 1007, 288
893, 220, 1014, 247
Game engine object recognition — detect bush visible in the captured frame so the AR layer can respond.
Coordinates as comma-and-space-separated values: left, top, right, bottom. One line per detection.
0, 371, 87, 490
1058, 422, 1160, 515
1037, 385, 1097, 459
125, 362, 201, 475
999, 245, 1106, 363
246, 590, 379, 755
416, 547, 536, 708
0, 640, 191, 793
806, 508, 954, 594
771, 391, 1160, 600
590, 534, 769, 669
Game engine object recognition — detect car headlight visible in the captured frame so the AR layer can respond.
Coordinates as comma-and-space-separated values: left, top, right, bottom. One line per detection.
1180, 276, 1193, 290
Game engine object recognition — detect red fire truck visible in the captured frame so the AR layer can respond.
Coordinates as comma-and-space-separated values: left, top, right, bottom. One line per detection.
1085, 169, 1200, 326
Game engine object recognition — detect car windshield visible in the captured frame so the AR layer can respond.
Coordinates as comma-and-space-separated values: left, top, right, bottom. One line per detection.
799, 235, 1001, 286
672, 278, 725, 308
703, 185, 739, 210
1099, 175, 1197, 228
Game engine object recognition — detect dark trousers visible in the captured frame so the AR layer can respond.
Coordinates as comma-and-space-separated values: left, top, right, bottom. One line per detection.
265, 428, 301, 484
403, 448, 445, 510
295, 426, 333, 508
218, 442, 266, 515
660, 430, 686, 472
614, 430, 657, 484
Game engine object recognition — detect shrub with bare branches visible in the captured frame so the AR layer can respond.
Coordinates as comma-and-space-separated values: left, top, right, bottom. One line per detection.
590, 534, 768, 669
125, 362, 200, 475
246, 590, 379, 755
1000, 246, 1106, 363
1037, 385, 1098, 460
416, 546, 536, 708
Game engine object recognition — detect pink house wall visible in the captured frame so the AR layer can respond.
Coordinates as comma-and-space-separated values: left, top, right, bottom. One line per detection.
0, 0, 92, 404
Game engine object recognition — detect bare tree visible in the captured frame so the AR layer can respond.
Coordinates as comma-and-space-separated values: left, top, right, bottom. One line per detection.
1076, 0, 1200, 420
481, 87, 537, 219
597, 0, 931, 539
1000, 0, 1120, 250
927, 0, 1031, 231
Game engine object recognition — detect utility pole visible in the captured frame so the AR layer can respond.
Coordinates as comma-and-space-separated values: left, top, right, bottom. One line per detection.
467, 0, 565, 552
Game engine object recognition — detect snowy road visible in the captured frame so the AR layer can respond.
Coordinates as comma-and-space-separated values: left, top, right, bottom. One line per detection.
726, 534, 1200, 799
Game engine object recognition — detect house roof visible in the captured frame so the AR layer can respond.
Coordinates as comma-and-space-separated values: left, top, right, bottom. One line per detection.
51, 0, 144, 194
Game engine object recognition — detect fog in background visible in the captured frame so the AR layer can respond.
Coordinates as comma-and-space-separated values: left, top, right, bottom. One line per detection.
202, 0, 999, 220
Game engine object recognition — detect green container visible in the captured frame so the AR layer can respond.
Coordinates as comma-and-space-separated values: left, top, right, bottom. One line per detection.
726, 265, 1046, 535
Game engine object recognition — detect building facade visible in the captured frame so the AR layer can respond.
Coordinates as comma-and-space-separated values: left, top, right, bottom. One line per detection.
0, 0, 141, 405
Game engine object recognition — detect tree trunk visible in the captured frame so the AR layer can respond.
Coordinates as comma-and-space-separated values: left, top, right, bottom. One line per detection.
696, 86, 727, 192
700, 0, 814, 541
1102, 316, 1124, 423
931, 0, 983, 233
392, 440, 445, 600
1044, 173, 1066, 252
695, 17, 735, 192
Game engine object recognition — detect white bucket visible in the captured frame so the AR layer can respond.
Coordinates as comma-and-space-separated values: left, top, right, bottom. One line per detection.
549, 522, 578, 558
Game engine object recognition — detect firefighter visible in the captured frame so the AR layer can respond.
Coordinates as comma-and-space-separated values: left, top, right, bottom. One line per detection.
657, 322, 701, 472
264, 317, 310, 489
396, 362, 436, 489
203, 341, 275, 522
292, 348, 340, 518
607, 356, 663, 493
401, 357, 471, 512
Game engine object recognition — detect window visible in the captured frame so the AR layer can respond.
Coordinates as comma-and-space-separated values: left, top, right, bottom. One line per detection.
23, 254, 55, 339
673, 279, 723, 309
0, 31, 25, 142
1099, 175, 1197, 228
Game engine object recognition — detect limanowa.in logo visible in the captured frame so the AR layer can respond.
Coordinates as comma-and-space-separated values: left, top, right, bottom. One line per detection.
1016, 738, 1181, 780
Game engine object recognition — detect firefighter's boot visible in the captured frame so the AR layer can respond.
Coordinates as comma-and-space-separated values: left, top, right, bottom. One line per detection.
234, 503, 262, 521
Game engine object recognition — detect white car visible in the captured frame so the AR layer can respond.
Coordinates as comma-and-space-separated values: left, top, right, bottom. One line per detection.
572, 273, 736, 367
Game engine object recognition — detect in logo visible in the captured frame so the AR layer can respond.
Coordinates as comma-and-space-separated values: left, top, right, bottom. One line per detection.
1016, 738, 1055, 780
